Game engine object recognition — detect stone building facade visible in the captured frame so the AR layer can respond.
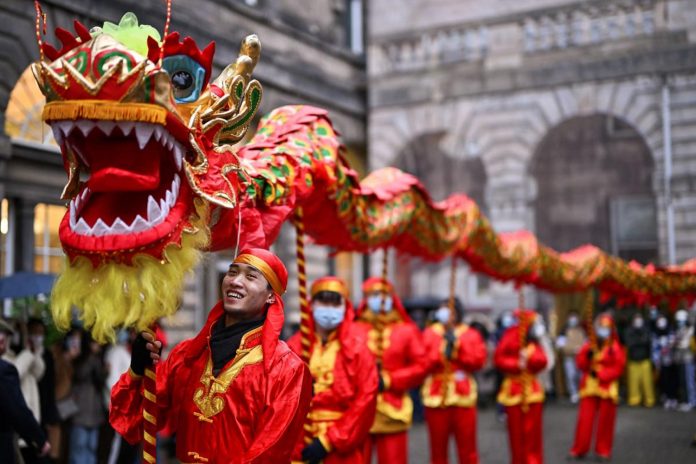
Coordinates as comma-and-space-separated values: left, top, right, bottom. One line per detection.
367, 0, 696, 314
0, 0, 366, 342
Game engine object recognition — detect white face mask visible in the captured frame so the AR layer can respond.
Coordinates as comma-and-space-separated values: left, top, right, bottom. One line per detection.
656, 318, 668, 330
434, 307, 450, 324
313, 304, 346, 330
596, 327, 611, 340
567, 316, 578, 327
633, 318, 644, 329
675, 310, 688, 327
367, 295, 392, 313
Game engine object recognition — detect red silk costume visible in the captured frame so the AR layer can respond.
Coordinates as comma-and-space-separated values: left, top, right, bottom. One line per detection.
569, 315, 626, 460
494, 311, 548, 464
354, 277, 430, 464
422, 322, 487, 464
110, 249, 313, 464
288, 277, 378, 464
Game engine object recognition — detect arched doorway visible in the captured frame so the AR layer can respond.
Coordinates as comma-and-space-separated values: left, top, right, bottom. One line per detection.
531, 114, 657, 263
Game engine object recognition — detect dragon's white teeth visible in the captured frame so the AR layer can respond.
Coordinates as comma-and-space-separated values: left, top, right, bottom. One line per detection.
110, 218, 130, 234
160, 198, 170, 218
69, 187, 89, 224
76, 120, 95, 137
51, 126, 64, 146
96, 121, 116, 135
69, 200, 76, 228
146, 195, 161, 223
91, 218, 110, 236
74, 218, 91, 235
154, 126, 164, 143
55, 121, 73, 137
117, 121, 135, 136
135, 123, 155, 150
131, 215, 149, 233
165, 190, 174, 208
173, 143, 183, 170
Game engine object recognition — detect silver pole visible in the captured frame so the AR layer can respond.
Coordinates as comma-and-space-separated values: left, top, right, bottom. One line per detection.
350, 0, 363, 54
661, 79, 676, 265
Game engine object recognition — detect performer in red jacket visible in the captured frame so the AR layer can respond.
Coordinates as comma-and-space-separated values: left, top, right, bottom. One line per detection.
422, 299, 487, 464
288, 276, 378, 464
568, 313, 626, 461
494, 309, 548, 464
110, 248, 312, 464
354, 277, 431, 464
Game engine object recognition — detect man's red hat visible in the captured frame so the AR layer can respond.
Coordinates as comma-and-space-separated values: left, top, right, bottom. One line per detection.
234, 248, 288, 295
311, 276, 349, 300
361, 277, 393, 295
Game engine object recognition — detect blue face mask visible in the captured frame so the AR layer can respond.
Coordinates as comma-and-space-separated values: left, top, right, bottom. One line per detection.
531, 323, 545, 338
434, 307, 450, 324
313, 305, 345, 330
596, 327, 611, 340
367, 295, 392, 313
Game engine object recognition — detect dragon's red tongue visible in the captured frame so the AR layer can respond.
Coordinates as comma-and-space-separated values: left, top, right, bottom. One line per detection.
86, 140, 162, 192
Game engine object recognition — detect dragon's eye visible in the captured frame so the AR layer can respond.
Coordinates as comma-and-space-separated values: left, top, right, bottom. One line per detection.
172, 70, 193, 92
162, 54, 206, 103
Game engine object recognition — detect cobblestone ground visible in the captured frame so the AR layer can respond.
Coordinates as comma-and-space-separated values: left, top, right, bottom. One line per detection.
402, 401, 696, 463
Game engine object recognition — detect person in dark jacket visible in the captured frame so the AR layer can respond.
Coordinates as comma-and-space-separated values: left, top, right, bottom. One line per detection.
625, 313, 655, 407
0, 319, 50, 463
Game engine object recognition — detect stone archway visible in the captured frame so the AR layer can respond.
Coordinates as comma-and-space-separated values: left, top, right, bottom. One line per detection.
530, 114, 657, 263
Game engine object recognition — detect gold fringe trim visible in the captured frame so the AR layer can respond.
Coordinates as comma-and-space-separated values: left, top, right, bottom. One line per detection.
42, 101, 167, 125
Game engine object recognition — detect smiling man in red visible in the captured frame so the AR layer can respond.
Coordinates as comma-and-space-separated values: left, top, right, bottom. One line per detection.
110, 248, 312, 464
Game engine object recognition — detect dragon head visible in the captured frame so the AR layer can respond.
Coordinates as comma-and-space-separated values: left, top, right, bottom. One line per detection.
33, 13, 263, 339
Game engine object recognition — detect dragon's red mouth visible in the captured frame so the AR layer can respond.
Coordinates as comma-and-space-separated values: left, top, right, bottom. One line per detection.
50, 118, 193, 258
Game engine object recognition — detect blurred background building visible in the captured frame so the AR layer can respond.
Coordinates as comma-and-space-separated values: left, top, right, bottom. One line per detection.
1, 0, 696, 337
368, 0, 696, 315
